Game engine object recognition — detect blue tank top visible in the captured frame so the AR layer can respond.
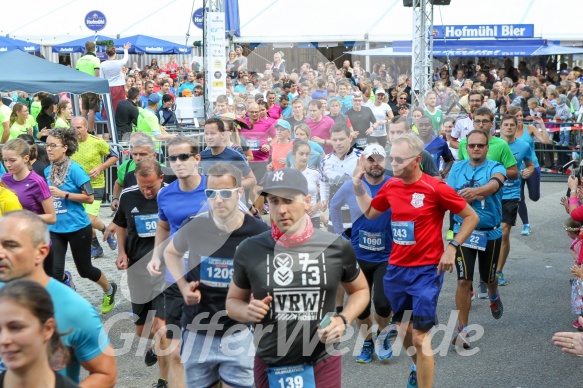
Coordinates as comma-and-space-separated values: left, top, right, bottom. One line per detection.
519, 124, 539, 168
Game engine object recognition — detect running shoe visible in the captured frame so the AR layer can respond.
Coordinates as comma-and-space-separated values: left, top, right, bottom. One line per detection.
355, 341, 374, 363
375, 333, 393, 360
387, 323, 398, 339
478, 280, 488, 299
101, 282, 117, 314
497, 271, 507, 286
446, 230, 454, 241
106, 234, 118, 251
63, 270, 76, 291
521, 224, 531, 236
152, 379, 168, 388
490, 293, 503, 319
407, 364, 418, 388
91, 246, 104, 259
145, 344, 158, 367
451, 330, 471, 350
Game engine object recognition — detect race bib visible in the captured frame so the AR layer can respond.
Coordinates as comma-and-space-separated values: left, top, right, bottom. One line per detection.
200, 256, 234, 288
247, 139, 260, 150
134, 214, 158, 238
462, 230, 487, 251
267, 364, 316, 388
53, 198, 67, 214
356, 137, 368, 147
391, 221, 415, 245
358, 230, 385, 251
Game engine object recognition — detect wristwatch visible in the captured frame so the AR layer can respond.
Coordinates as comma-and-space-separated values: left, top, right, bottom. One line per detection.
449, 240, 460, 249
335, 313, 348, 326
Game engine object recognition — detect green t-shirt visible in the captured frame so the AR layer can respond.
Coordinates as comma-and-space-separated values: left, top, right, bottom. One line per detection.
458, 135, 517, 169
8, 116, 36, 140
75, 53, 100, 76
424, 108, 443, 135
31, 100, 42, 122
0, 104, 11, 141
116, 159, 136, 185
54, 117, 69, 128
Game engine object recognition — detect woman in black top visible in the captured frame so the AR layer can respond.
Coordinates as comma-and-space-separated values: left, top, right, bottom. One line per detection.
35, 97, 55, 143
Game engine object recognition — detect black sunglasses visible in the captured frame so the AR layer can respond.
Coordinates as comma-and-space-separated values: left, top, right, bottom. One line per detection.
168, 153, 196, 162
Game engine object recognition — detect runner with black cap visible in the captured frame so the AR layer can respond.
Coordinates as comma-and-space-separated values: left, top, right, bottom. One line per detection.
226, 168, 369, 388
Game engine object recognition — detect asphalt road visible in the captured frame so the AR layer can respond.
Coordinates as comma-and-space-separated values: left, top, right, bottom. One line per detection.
75, 181, 583, 387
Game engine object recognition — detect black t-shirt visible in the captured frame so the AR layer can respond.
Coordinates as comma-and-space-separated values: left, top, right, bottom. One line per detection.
0, 371, 79, 388
285, 116, 305, 131
232, 229, 361, 366
346, 107, 376, 137
115, 99, 139, 138
36, 111, 54, 142
32, 159, 48, 179
123, 166, 176, 188
327, 113, 349, 126
113, 184, 166, 263
173, 213, 270, 333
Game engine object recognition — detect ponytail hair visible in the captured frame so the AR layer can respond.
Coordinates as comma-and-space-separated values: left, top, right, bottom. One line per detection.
9, 103, 26, 126
3, 138, 32, 170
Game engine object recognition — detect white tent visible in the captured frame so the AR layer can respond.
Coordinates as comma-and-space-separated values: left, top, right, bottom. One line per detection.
2, 0, 583, 46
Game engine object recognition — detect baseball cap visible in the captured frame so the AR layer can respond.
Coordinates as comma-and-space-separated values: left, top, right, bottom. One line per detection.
259, 168, 309, 197
560, 69, 570, 75
147, 94, 161, 104
181, 89, 193, 97
522, 86, 533, 94
364, 143, 386, 159
375, 88, 386, 95
275, 120, 291, 131
235, 103, 246, 110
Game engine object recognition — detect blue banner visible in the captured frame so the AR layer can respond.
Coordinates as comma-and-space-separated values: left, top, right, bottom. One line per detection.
432, 24, 534, 39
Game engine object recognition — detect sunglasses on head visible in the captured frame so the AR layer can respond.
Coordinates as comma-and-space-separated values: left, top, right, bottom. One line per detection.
204, 188, 239, 200
168, 153, 196, 162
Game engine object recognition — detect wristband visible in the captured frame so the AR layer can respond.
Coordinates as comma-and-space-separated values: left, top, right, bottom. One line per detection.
569, 197, 579, 206
65, 192, 70, 200
112, 197, 119, 201
335, 313, 348, 326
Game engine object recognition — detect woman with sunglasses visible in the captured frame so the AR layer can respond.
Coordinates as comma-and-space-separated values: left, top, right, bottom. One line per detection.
44, 127, 117, 314
0, 280, 80, 388
508, 106, 549, 236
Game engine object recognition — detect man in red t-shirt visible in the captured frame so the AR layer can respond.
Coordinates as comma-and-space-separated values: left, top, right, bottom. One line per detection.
352, 133, 478, 388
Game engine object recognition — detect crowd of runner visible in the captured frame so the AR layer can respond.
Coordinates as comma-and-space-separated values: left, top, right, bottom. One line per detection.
2, 41, 583, 387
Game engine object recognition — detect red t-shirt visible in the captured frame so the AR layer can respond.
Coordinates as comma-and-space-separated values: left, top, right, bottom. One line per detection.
371, 173, 467, 267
